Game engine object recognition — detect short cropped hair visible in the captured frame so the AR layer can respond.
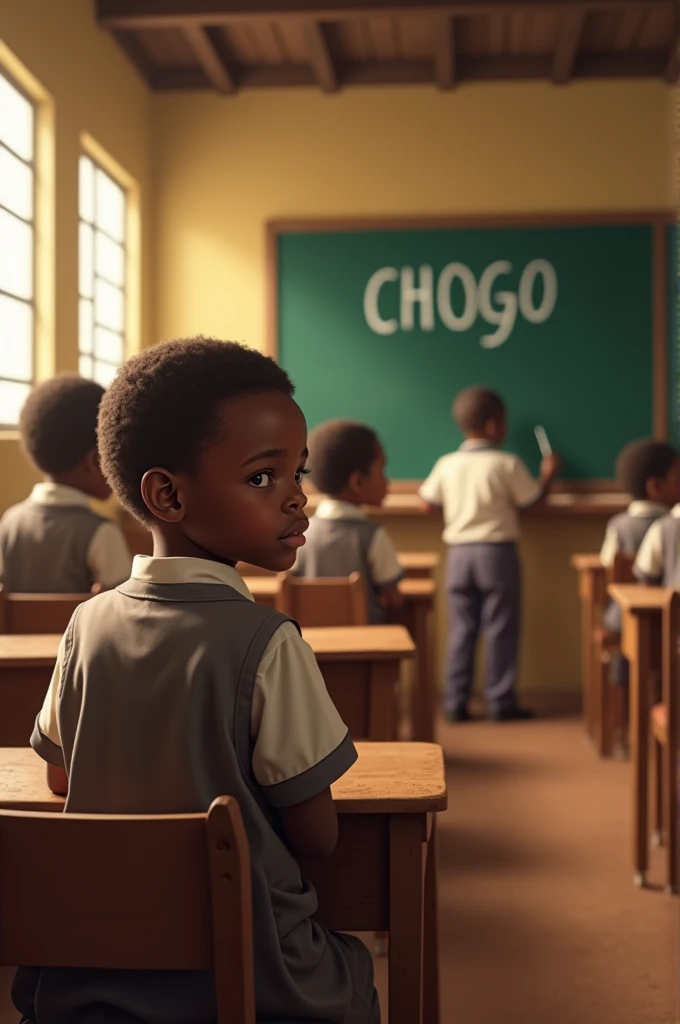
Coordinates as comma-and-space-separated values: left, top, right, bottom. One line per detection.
452, 387, 506, 433
308, 420, 380, 496
98, 337, 294, 522
616, 439, 679, 500
20, 375, 105, 475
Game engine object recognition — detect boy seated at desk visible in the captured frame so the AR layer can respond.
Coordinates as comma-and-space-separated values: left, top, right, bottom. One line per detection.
600, 439, 680, 682
0, 375, 131, 594
18, 339, 378, 1024
293, 419, 404, 623
419, 387, 560, 723
633, 500, 680, 586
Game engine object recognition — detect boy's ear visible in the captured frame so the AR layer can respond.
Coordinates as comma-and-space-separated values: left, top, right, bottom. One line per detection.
141, 468, 185, 523
347, 469, 364, 493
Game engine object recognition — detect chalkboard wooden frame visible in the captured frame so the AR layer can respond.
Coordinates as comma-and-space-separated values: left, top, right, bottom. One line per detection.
266, 211, 673, 488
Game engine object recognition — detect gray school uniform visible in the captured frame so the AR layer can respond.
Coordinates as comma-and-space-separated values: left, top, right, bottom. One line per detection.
20, 562, 377, 1024
601, 508, 665, 633
294, 499, 403, 625
0, 499, 107, 593
635, 507, 680, 586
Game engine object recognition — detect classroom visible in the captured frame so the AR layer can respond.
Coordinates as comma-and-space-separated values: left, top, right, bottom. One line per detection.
0, 0, 676, 1022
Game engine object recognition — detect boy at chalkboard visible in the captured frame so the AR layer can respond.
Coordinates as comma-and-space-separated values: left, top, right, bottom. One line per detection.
294, 419, 404, 623
419, 387, 560, 722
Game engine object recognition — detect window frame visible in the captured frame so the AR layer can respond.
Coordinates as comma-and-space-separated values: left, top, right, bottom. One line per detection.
0, 65, 37, 429
78, 151, 128, 387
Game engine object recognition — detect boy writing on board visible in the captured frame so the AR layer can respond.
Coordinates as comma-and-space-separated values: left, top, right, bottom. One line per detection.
419, 387, 560, 722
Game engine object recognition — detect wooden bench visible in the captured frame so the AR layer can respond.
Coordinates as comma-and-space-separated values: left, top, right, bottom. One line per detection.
0, 742, 448, 1024
0, 587, 92, 635
0, 635, 60, 745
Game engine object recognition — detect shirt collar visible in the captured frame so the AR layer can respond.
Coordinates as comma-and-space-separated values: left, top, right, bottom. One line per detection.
459, 440, 496, 452
131, 555, 254, 601
29, 482, 92, 508
315, 498, 368, 521
627, 500, 669, 519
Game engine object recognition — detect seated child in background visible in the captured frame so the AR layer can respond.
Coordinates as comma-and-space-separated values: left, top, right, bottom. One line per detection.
419, 387, 560, 723
16, 339, 378, 1024
293, 419, 403, 624
0, 375, 131, 593
633, 500, 680, 586
600, 439, 680, 653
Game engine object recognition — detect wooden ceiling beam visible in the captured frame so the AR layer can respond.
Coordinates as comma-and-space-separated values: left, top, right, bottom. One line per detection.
552, 8, 586, 83
97, 0, 671, 30
303, 21, 338, 91
183, 25, 237, 92
434, 16, 456, 88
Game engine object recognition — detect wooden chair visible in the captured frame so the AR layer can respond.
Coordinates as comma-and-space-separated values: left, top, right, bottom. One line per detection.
592, 552, 636, 757
274, 572, 369, 626
0, 586, 93, 634
647, 590, 678, 892
0, 796, 255, 1023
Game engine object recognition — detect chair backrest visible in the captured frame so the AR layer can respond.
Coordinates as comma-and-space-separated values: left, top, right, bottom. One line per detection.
0, 586, 92, 634
0, 796, 255, 1024
609, 552, 636, 585
275, 573, 369, 626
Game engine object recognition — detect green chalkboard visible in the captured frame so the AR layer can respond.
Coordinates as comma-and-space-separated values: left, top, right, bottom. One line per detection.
273, 218, 666, 480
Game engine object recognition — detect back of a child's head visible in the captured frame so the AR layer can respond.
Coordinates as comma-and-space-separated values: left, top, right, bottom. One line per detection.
98, 336, 294, 523
616, 439, 679, 500
20, 375, 105, 477
452, 387, 505, 434
308, 419, 380, 497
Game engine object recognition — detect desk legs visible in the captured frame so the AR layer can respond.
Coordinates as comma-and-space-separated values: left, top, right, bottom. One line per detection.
579, 577, 595, 739
389, 815, 424, 1024
422, 816, 439, 1024
627, 615, 651, 885
369, 663, 397, 741
411, 604, 434, 744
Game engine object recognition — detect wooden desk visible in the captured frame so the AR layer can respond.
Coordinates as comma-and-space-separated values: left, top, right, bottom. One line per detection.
0, 742, 447, 1024
570, 554, 606, 738
0, 635, 60, 746
245, 580, 431, 740
397, 552, 440, 579
304, 626, 415, 742
608, 584, 671, 886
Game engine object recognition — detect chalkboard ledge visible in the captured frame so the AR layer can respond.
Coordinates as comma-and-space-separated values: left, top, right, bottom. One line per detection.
303, 488, 627, 518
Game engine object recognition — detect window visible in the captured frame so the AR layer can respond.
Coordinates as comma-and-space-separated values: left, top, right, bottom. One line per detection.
79, 154, 127, 387
0, 70, 35, 427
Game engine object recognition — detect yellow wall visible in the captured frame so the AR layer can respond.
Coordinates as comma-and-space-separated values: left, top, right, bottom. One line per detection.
0, 0, 151, 511
152, 80, 674, 349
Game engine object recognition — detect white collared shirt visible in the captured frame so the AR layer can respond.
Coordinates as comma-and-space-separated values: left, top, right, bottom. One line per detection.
600, 500, 671, 569
38, 554, 349, 792
419, 442, 543, 544
632, 503, 680, 580
0, 482, 132, 589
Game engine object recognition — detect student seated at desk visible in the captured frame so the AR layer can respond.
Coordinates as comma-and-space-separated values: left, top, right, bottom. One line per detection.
600, 440, 680, 679
419, 387, 560, 723
17, 339, 378, 1024
633, 502, 680, 586
0, 376, 130, 593
293, 419, 403, 623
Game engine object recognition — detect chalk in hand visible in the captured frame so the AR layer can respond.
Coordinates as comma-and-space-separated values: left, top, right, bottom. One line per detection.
534, 425, 552, 458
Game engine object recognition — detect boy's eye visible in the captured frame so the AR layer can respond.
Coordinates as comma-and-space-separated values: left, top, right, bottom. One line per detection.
295, 468, 311, 485
249, 471, 273, 488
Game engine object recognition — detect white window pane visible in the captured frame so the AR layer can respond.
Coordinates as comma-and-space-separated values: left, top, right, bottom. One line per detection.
95, 169, 125, 243
79, 222, 94, 298
94, 278, 124, 332
0, 209, 32, 300
79, 156, 94, 222
93, 360, 118, 388
0, 146, 33, 220
94, 326, 123, 365
0, 294, 32, 381
0, 379, 30, 426
79, 298, 94, 355
0, 76, 33, 162
95, 231, 124, 287
79, 354, 94, 380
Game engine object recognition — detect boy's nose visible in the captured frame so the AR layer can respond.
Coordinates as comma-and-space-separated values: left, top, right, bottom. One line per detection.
285, 489, 308, 511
